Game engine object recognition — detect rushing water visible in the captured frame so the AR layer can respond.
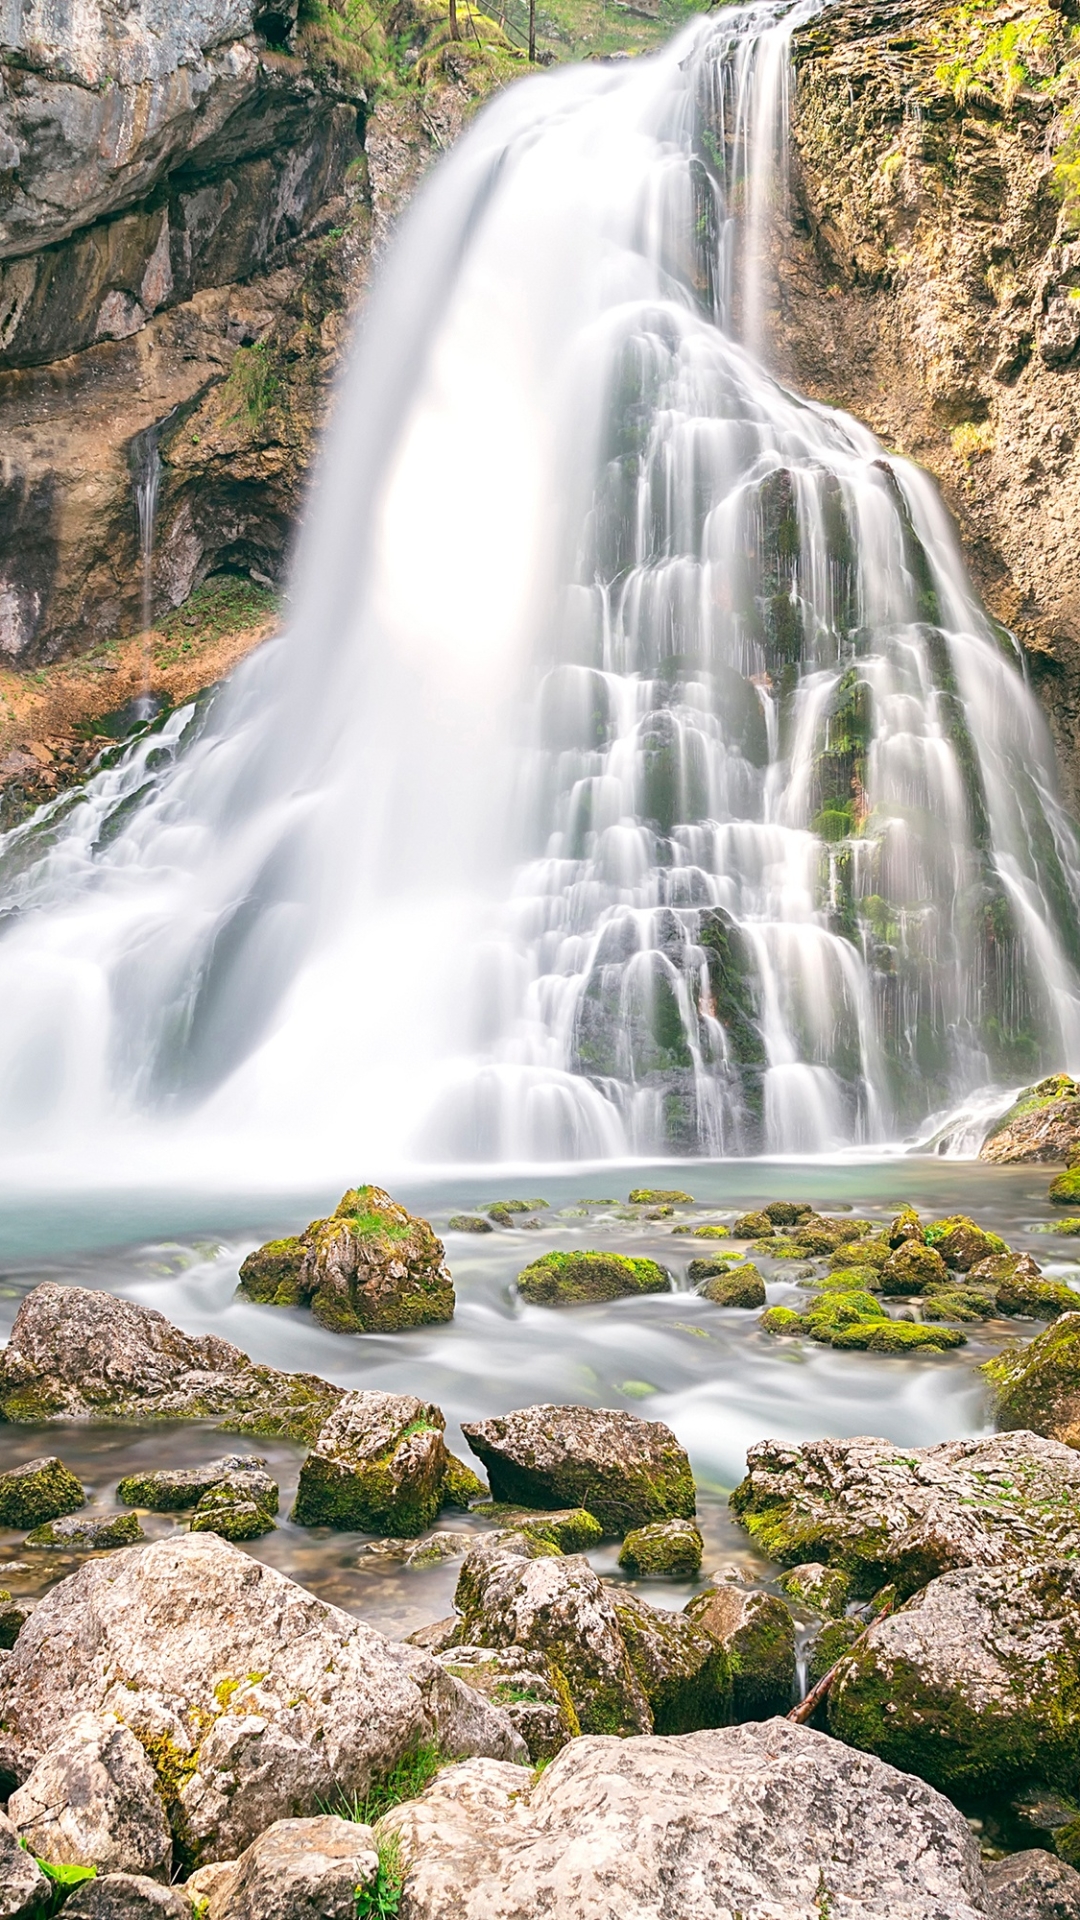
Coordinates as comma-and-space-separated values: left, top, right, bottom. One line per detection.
0, 5, 1077, 1180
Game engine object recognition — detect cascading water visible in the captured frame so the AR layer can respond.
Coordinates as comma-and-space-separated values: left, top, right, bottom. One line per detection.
0, 0, 1078, 1178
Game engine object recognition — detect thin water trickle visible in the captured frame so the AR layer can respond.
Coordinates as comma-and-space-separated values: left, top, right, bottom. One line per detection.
129, 421, 162, 714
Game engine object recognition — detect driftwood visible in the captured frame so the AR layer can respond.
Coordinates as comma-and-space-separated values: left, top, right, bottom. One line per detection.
786, 1603, 893, 1726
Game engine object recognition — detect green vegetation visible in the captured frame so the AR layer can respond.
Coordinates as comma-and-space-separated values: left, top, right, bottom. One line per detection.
154, 575, 278, 668
355, 1835, 407, 1919
515, 1249, 670, 1306
332, 1743, 444, 1827
220, 341, 282, 431
20, 1851, 97, 1918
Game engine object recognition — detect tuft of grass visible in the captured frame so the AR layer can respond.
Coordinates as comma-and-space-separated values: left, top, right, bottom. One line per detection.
951, 419, 995, 462
219, 341, 281, 432
327, 1742, 444, 1826
355, 1834, 407, 1919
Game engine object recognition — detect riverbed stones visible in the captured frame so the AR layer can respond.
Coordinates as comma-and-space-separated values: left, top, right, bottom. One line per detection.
118, 1457, 278, 1515
238, 1187, 454, 1333
828, 1559, 1080, 1801
378, 1721, 999, 1919
483, 1507, 603, 1552
8, 1712, 172, 1878
684, 1584, 795, 1719
879, 1240, 948, 1294
0, 1454, 85, 1529
925, 1214, 1007, 1271
193, 1815, 378, 1920
24, 1511, 145, 1550
436, 1647, 579, 1762
986, 1849, 1080, 1920
618, 1517, 703, 1576
514, 1251, 668, 1307
460, 1405, 695, 1534
0, 1284, 342, 1441
731, 1431, 1080, 1593
189, 1485, 276, 1543
694, 1263, 766, 1306
0, 1809, 50, 1920
452, 1538, 651, 1736
978, 1254, 1080, 1319
981, 1076, 1080, 1163
613, 1591, 730, 1734
777, 1562, 850, 1617
293, 1391, 448, 1534
982, 1314, 1080, 1446
1051, 1168, 1080, 1206
732, 1209, 772, 1237
0, 1532, 523, 1866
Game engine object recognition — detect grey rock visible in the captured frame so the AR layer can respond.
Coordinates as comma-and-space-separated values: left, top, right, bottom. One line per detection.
778, 1561, 851, 1617
617, 1517, 703, 1576
612, 1590, 730, 1733
379, 1721, 999, 1918
26, 1512, 145, 1550
182, 1862, 238, 1909
684, 1584, 796, 1719
731, 1430, 1080, 1595
436, 1646, 577, 1763
209, 1815, 377, 1920
9, 1711, 171, 1877
406, 1616, 461, 1653
461, 1404, 695, 1534
62, 1875, 195, 1918
0, 1284, 341, 1442
0, 1531, 527, 1864
118, 1458, 277, 1514
828, 1558, 1080, 1800
292, 1391, 448, 1535
0, 1808, 49, 1920
986, 1849, 1080, 1920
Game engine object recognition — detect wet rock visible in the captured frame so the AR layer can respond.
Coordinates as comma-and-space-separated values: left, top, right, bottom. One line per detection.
832, 1319, 965, 1353
514, 1251, 669, 1307
617, 1518, 703, 1576
9, 1712, 172, 1877
397, 1532, 475, 1569
293, 1391, 448, 1535
406, 1617, 461, 1654
0, 1531, 523, 1866
484, 1508, 603, 1553
436, 1647, 578, 1762
982, 1076, 1080, 1164
379, 1721, 998, 1918
763, 1202, 812, 1226
613, 1591, 730, 1733
627, 1188, 693, 1205
24, 1511, 145, 1550
879, 1241, 949, 1294
440, 1455, 488, 1510
62, 1875, 194, 1918
996, 1268, 1080, 1320
922, 1287, 997, 1323
0, 1809, 50, 1920
777, 1562, 850, 1617
0, 1455, 85, 1529
986, 1848, 1080, 1920
982, 1314, 1080, 1447
117, 1458, 277, 1514
888, 1207, 925, 1246
190, 1486, 276, 1543
828, 1559, 1080, 1801
0, 1595, 33, 1648
485, 1200, 548, 1226
806, 1617, 862, 1687
201, 1815, 378, 1920
1051, 1169, 1080, 1206
461, 1404, 695, 1534
732, 1431, 1080, 1593
732, 1209, 773, 1237
0, 1285, 342, 1442
452, 1539, 651, 1736
830, 1235, 890, 1270
448, 1216, 493, 1233
684, 1584, 795, 1719
694, 1263, 766, 1306
238, 1187, 455, 1334
764, 1291, 961, 1352
925, 1215, 1007, 1271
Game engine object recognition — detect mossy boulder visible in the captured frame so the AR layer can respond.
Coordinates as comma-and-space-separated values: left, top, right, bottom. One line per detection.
628, 1188, 693, 1205
677, 1224, 730, 1240
778, 1562, 850, 1618
436, 1644, 578, 1762
732, 1431, 1080, 1595
981, 1075, 1080, 1164
807, 1266, 881, 1293
982, 1313, 1080, 1446
190, 1481, 276, 1541
685, 1584, 795, 1719
763, 1202, 812, 1226
614, 1591, 731, 1732
441, 1454, 488, 1510
118, 1455, 277, 1513
0, 1456, 85, 1530
293, 1391, 449, 1534
1050, 1168, 1080, 1207
618, 1518, 703, 1577
448, 1215, 494, 1234
994, 1262, 1080, 1320
761, 1305, 809, 1334
238, 1187, 454, 1334
888, 1207, 924, 1247
807, 1617, 862, 1686
925, 1215, 1007, 1271
515, 1251, 669, 1308
829, 1237, 890, 1273
831, 1320, 965, 1353
922, 1287, 997, 1322
733, 1210, 772, 1238
484, 1507, 603, 1553
24, 1510, 144, 1549
804, 1291, 887, 1341
879, 1241, 948, 1295
696, 1265, 765, 1308
461, 1404, 695, 1535
828, 1560, 1080, 1802
488, 1199, 546, 1227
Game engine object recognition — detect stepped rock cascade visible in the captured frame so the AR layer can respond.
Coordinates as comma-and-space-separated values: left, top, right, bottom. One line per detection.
0, 1, 1076, 1173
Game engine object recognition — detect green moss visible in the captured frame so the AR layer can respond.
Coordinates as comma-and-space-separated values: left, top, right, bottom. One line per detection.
807, 1617, 861, 1687
981, 1315, 1080, 1436
516, 1508, 603, 1552
237, 1235, 307, 1306
922, 1287, 997, 1322
447, 1215, 493, 1233
614, 1600, 731, 1733
190, 1487, 276, 1541
628, 1188, 694, 1205
292, 1430, 445, 1535
807, 1266, 882, 1293
441, 1453, 488, 1509
733, 1211, 773, 1237
618, 1518, 703, 1576
25, 1509, 143, 1548
0, 1456, 85, 1530
515, 1250, 669, 1307
761, 1305, 808, 1334
676, 1224, 730, 1239
1050, 1168, 1080, 1206
830, 1238, 889, 1270
831, 1321, 965, 1352
697, 1264, 766, 1308
135, 1729, 201, 1870
880, 1240, 949, 1294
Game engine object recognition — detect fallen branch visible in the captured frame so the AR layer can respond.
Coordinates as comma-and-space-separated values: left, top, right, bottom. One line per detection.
786, 1602, 893, 1725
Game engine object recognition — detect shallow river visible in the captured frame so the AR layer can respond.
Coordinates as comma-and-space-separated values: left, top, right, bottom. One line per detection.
0, 1158, 1073, 1639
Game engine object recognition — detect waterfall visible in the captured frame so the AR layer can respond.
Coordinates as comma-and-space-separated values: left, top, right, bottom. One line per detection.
0, 0, 1077, 1177
129, 421, 162, 720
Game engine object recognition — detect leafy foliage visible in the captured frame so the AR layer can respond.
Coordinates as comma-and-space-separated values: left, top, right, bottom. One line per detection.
355, 1835, 407, 1919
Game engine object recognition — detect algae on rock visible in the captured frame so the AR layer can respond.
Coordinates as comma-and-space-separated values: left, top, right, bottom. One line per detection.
293, 1391, 449, 1535
514, 1251, 669, 1308
239, 1186, 454, 1333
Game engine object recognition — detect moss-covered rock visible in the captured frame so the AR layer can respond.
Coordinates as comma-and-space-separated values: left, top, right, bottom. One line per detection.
676, 1224, 730, 1240
922, 1287, 997, 1322
628, 1188, 693, 1205
618, 1518, 703, 1577
807, 1617, 862, 1687
804, 1290, 888, 1340
763, 1202, 812, 1226
778, 1562, 850, 1618
888, 1208, 924, 1248
118, 1455, 278, 1513
436, 1644, 578, 1762
235, 1234, 307, 1305
925, 1215, 1007, 1271
995, 1266, 1080, 1320
448, 1215, 494, 1234
293, 1391, 448, 1534
806, 1266, 881, 1293
0, 1456, 85, 1530
190, 1481, 276, 1541
733, 1211, 773, 1238
697, 1265, 766, 1307
461, 1404, 695, 1535
1050, 1168, 1080, 1207
685, 1584, 796, 1719
879, 1241, 948, 1295
24, 1510, 144, 1549
483, 1506, 604, 1552
238, 1186, 454, 1334
831, 1320, 965, 1353
829, 1237, 889, 1271
982, 1313, 1080, 1446
761, 1305, 809, 1334
441, 1454, 488, 1510
515, 1251, 669, 1308
614, 1591, 731, 1733
0, 1594, 32, 1648
981, 1076, 1080, 1164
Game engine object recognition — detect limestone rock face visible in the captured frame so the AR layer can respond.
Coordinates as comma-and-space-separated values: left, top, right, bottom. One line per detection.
239, 1188, 454, 1334
684, 1585, 795, 1720
986, 1849, 1080, 1920
0, 1284, 341, 1441
0, 1532, 523, 1865
62, 1876, 194, 1917
436, 1647, 578, 1763
732, 1431, 1080, 1593
828, 1560, 1080, 1801
379, 1722, 998, 1919
461, 1404, 695, 1534
199, 1815, 378, 1920
293, 1391, 449, 1534
8, 1712, 172, 1878
0, 1453, 85, 1528
982, 1314, 1080, 1448
0, 1809, 50, 1920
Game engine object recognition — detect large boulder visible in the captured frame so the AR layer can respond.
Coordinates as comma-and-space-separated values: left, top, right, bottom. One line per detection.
924, 1216, 1007, 1271
118, 1458, 277, 1515
982, 1314, 1080, 1446
8, 1712, 172, 1878
292, 1392, 448, 1534
0, 1533, 523, 1867
980, 1076, 1080, 1163
0, 1454, 85, 1528
460, 1405, 695, 1534
436, 1647, 579, 1763
378, 1721, 1000, 1918
612, 1591, 731, 1734
828, 1559, 1080, 1801
514, 1251, 669, 1307
61, 1877, 193, 1918
452, 1537, 651, 1736
192, 1815, 378, 1920
238, 1188, 454, 1333
986, 1849, 1080, 1920
731, 1431, 1080, 1594
0, 1285, 342, 1442
0, 1810, 49, 1920
684, 1584, 796, 1719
